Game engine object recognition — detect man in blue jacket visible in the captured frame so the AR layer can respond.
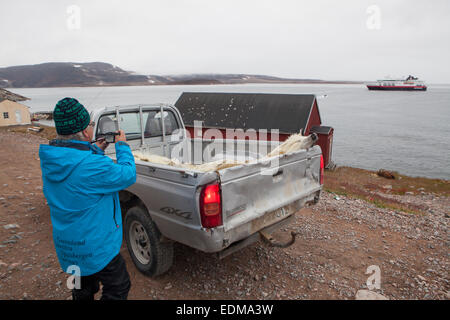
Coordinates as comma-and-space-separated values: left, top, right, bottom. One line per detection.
39, 97, 136, 300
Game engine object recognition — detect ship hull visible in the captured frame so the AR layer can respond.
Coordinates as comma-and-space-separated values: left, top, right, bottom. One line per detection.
367, 85, 427, 91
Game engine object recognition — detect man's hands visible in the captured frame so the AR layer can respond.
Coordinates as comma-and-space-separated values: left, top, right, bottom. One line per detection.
95, 139, 109, 151
116, 130, 127, 143
94, 130, 127, 151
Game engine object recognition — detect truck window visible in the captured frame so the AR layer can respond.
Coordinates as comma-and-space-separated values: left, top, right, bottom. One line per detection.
119, 112, 141, 139
143, 110, 179, 138
97, 112, 141, 140
97, 114, 118, 135
97, 108, 180, 140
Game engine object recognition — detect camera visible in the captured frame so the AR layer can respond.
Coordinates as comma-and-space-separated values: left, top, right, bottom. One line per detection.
96, 132, 120, 144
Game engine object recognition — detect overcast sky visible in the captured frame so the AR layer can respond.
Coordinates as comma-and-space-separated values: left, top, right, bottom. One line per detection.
1, 0, 449, 82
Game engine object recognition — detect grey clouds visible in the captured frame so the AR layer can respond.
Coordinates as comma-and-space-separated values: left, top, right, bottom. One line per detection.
1, 0, 449, 83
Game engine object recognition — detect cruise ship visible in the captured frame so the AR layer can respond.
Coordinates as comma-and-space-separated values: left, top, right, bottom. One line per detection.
366, 75, 427, 91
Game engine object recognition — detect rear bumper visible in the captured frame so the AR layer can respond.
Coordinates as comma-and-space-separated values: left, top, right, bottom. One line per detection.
217, 213, 295, 259
153, 189, 321, 253
217, 189, 320, 252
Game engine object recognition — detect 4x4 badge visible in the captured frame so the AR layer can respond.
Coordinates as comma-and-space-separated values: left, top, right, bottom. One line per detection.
160, 206, 192, 220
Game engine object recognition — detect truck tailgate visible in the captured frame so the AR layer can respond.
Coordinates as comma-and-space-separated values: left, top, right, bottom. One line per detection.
219, 145, 322, 233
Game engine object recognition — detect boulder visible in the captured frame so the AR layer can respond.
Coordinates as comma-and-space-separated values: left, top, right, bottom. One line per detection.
377, 169, 396, 179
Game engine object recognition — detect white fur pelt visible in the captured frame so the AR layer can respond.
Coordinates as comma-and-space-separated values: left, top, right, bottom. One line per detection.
266, 132, 317, 158
133, 132, 317, 172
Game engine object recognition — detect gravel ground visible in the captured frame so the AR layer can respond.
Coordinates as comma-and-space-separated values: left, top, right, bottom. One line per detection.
0, 130, 448, 300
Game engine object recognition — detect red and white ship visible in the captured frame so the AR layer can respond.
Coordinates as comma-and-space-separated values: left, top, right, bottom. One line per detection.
366, 75, 427, 91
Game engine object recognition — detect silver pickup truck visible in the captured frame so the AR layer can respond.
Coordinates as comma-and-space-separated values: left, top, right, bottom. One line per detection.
90, 104, 323, 277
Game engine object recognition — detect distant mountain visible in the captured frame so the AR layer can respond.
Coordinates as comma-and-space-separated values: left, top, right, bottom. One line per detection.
157, 73, 331, 85
0, 62, 150, 88
0, 62, 361, 88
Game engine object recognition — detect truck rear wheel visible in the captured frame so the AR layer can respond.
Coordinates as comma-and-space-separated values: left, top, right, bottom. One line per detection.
124, 205, 174, 277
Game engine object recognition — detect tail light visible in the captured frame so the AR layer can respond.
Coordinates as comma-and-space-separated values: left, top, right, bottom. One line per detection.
320, 154, 324, 185
200, 183, 222, 228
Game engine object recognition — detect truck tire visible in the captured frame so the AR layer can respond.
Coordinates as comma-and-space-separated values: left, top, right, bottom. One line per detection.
124, 205, 174, 277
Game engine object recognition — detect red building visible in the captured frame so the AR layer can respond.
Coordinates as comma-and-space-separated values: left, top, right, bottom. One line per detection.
175, 92, 334, 168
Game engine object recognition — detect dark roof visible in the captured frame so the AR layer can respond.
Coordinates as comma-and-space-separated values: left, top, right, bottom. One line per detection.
0, 88, 29, 102
175, 92, 318, 134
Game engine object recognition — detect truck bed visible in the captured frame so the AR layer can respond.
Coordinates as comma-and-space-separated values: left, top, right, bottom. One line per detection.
112, 141, 322, 253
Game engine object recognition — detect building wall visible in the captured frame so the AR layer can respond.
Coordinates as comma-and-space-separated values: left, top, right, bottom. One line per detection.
315, 130, 334, 168
304, 100, 322, 135
0, 100, 31, 126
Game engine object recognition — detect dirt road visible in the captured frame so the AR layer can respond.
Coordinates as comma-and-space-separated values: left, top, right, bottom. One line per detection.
0, 130, 448, 300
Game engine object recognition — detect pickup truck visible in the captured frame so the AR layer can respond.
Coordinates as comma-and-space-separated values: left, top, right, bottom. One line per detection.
90, 103, 323, 277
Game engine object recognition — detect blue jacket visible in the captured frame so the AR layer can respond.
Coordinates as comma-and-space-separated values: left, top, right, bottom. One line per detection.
39, 139, 136, 276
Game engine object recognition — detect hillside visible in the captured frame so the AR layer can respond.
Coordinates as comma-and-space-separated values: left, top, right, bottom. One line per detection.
0, 62, 361, 88
0, 62, 150, 88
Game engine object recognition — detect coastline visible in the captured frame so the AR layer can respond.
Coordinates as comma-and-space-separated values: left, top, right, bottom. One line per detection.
2, 124, 449, 187
2, 80, 365, 89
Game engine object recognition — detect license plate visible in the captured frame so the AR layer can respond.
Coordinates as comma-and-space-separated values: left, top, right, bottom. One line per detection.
250, 204, 294, 234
